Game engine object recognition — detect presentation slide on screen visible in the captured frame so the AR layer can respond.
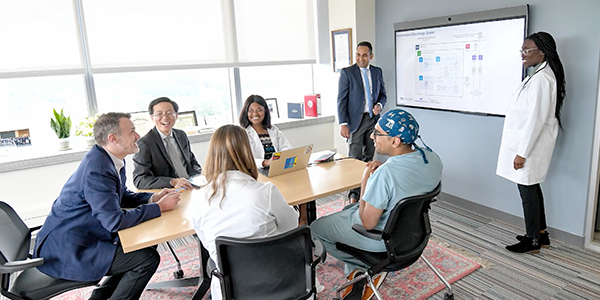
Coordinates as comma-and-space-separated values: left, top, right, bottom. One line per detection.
395, 18, 526, 116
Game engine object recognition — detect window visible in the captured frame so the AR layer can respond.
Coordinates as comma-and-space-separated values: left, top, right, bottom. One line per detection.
0, 75, 87, 147
234, 0, 315, 63
82, 0, 226, 67
0, 0, 317, 158
240, 64, 313, 117
94, 69, 232, 125
0, 0, 81, 72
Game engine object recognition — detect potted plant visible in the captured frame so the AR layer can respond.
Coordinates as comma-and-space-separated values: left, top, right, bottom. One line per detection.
50, 108, 72, 150
75, 115, 98, 148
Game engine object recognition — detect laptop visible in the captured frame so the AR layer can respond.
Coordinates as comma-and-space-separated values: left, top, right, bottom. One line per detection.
259, 144, 314, 177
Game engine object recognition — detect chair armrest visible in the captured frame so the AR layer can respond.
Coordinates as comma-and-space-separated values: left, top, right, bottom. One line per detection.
311, 239, 327, 268
351, 224, 383, 240
206, 258, 217, 279
0, 257, 43, 274
29, 225, 42, 233
206, 258, 227, 299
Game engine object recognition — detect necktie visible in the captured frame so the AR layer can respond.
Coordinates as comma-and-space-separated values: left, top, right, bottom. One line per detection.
362, 68, 373, 117
165, 136, 189, 178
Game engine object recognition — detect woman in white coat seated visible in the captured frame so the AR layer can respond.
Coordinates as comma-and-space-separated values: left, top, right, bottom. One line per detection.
239, 94, 310, 224
191, 125, 299, 300
239, 94, 292, 168
497, 31, 566, 254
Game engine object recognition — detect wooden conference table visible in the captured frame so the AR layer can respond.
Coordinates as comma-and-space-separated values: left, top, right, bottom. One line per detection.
117, 155, 365, 298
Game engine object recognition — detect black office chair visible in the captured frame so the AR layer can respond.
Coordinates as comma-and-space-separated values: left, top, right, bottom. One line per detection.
0, 201, 99, 300
209, 226, 326, 300
333, 182, 454, 300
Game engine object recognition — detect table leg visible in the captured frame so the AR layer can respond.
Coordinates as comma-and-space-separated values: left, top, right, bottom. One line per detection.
146, 235, 211, 298
306, 200, 317, 225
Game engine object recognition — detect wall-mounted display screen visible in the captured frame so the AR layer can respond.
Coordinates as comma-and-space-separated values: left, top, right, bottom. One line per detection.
395, 5, 528, 116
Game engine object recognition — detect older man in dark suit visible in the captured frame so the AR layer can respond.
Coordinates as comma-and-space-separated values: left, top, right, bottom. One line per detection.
337, 41, 387, 202
133, 97, 202, 190
34, 112, 181, 300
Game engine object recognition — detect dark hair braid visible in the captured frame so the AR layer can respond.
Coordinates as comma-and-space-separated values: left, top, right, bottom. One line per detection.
526, 32, 566, 129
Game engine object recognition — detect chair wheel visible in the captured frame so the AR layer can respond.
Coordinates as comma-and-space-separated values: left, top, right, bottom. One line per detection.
173, 270, 184, 279
444, 293, 454, 300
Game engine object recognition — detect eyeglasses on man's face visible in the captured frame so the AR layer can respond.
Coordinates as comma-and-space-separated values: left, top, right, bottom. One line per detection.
153, 111, 177, 118
519, 48, 538, 56
371, 128, 390, 137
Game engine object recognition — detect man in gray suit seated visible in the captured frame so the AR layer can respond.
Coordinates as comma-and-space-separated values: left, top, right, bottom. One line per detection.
133, 97, 202, 189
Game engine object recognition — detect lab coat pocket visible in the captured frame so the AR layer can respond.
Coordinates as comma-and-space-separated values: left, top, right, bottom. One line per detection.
506, 106, 529, 130
504, 127, 523, 153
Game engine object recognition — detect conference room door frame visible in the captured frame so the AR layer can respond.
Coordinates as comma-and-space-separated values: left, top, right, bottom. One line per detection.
584, 76, 600, 253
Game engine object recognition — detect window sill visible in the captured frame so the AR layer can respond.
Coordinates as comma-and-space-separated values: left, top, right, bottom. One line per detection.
0, 115, 335, 173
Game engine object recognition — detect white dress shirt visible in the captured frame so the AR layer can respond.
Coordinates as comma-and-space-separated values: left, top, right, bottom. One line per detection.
191, 170, 299, 300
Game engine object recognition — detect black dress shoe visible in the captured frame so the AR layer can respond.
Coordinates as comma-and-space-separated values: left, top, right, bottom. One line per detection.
516, 231, 550, 248
348, 192, 359, 204
506, 237, 541, 254
341, 272, 366, 300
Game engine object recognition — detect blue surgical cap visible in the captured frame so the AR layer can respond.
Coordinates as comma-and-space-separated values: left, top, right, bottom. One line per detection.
378, 109, 420, 143
377, 109, 431, 163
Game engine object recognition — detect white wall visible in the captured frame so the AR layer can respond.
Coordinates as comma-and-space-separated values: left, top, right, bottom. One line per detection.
1, 121, 334, 225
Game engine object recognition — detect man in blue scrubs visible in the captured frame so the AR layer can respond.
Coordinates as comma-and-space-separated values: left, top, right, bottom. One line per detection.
311, 109, 442, 300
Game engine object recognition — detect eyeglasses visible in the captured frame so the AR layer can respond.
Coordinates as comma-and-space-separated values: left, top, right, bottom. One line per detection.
519, 48, 538, 55
371, 129, 389, 137
153, 111, 177, 118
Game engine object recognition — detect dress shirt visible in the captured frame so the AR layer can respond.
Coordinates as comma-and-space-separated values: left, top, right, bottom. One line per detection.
191, 170, 298, 300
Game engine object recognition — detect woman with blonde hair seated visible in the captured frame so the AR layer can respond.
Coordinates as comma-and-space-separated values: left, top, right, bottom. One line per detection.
191, 124, 299, 300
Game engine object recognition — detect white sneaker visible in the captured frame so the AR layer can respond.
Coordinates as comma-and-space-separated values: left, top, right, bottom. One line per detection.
316, 277, 325, 293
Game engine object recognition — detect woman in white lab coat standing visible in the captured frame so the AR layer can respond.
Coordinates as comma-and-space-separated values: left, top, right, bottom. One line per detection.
497, 32, 566, 254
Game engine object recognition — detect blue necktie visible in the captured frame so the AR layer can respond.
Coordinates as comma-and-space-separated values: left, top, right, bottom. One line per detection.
362, 68, 373, 117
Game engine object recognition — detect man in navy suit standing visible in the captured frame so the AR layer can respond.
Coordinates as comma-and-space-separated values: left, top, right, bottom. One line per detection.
34, 112, 181, 300
337, 41, 387, 202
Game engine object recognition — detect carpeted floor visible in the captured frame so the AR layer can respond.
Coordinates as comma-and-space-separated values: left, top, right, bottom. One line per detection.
54, 198, 479, 300
48, 193, 600, 299
313, 199, 479, 299
428, 199, 600, 300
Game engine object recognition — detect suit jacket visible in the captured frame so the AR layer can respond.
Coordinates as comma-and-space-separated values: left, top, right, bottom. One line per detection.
337, 64, 387, 133
34, 145, 161, 281
133, 127, 202, 189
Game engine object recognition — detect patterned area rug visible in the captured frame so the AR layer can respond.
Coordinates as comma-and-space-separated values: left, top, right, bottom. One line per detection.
315, 199, 480, 300
54, 199, 480, 299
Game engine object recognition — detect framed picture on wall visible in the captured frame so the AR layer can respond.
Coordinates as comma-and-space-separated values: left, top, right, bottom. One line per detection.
265, 98, 280, 119
129, 111, 153, 136
174, 110, 198, 129
331, 28, 352, 72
